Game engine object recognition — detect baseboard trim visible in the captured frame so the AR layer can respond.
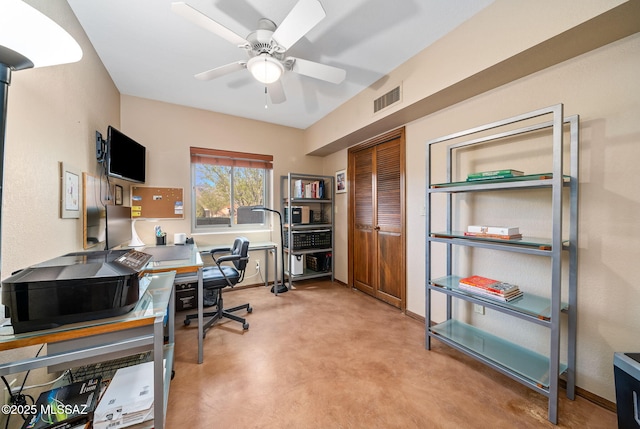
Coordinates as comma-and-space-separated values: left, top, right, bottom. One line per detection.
570, 384, 616, 413
405, 309, 425, 323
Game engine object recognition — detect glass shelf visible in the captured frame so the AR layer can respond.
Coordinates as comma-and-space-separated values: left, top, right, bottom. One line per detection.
284, 198, 332, 203
429, 231, 558, 249
430, 173, 569, 189
429, 276, 568, 320
430, 319, 567, 388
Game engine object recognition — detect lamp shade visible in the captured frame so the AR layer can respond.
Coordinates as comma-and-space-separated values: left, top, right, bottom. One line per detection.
247, 54, 284, 84
0, 0, 82, 70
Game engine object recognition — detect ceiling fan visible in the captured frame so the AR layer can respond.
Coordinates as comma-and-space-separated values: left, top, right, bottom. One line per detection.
171, 0, 346, 104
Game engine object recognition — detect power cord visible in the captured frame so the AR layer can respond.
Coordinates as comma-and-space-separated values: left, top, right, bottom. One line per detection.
1, 344, 44, 428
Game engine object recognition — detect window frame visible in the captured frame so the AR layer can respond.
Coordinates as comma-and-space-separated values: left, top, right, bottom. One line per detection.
190, 147, 272, 233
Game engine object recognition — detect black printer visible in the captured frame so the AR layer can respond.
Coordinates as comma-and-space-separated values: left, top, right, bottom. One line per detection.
1, 249, 152, 334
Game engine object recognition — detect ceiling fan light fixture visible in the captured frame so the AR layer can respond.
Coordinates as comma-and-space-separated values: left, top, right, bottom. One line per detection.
247, 54, 283, 84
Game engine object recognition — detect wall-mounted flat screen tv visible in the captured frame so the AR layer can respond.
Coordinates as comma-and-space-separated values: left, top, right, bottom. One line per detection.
107, 126, 146, 183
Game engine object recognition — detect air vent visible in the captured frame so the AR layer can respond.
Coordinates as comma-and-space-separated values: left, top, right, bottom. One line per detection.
374, 86, 401, 113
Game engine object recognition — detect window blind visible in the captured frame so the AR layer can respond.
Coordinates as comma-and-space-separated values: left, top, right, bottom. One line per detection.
190, 147, 273, 169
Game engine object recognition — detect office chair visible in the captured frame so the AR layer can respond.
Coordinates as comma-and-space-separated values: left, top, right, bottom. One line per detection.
184, 237, 252, 335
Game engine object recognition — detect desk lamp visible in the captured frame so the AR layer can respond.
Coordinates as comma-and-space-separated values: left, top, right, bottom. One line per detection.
129, 217, 161, 247
129, 218, 146, 247
0, 0, 83, 259
251, 206, 288, 294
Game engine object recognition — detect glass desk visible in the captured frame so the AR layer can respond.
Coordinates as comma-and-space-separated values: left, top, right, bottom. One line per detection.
0, 271, 176, 429
140, 244, 206, 364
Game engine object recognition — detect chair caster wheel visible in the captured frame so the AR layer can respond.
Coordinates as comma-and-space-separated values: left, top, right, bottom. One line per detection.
184, 319, 191, 326
243, 323, 249, 330
247, 306, 253, 313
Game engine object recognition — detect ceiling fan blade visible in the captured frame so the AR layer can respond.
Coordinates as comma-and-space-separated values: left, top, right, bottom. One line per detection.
290, 57, 346, 84
271, 0, 326, 51
267, 80, 286, 104
171, 2, 249, 47
195, 61, 246, 81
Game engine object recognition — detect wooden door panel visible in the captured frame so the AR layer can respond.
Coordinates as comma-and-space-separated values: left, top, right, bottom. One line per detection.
376, 141, 402, 234
354, 150, 373, 227
353, 228, 374, 294
376, 231, 403, 308
353, 148, 376, 296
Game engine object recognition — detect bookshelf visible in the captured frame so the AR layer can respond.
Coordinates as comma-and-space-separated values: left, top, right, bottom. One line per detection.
281, 173, 334, 284
424, 104, 578, 424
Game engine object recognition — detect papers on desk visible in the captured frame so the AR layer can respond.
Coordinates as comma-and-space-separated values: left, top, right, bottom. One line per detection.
93, 362, 155, 429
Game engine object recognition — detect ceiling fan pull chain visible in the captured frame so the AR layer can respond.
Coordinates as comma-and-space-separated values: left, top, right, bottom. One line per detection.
264, 86, 268, 109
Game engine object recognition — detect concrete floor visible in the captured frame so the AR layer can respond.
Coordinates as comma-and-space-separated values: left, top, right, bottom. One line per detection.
167, 280, 616, 428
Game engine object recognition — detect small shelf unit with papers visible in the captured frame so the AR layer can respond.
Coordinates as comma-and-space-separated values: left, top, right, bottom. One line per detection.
424, 104, 578, 425
281, 173, 334, 283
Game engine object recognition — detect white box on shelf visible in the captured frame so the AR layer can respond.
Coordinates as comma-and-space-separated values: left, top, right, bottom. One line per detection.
290, 254, 304, 275
467, 225, 519, 235
93, 361, 156, 429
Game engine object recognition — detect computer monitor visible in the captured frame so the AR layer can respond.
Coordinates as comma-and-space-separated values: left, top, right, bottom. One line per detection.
105, 205, 132, 250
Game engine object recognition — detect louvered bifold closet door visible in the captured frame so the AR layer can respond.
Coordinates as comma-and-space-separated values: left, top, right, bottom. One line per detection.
350, 130, 405, 309
353, 147, 376, 297
375, 139, 404, 307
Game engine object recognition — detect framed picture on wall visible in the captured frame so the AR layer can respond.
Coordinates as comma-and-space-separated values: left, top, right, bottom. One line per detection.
114, 184, 123, 205
335, 169, 346, 194
60, 162, 81, 218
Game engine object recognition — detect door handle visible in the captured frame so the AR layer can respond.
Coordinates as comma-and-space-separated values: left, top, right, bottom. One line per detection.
374, 226, 381, 231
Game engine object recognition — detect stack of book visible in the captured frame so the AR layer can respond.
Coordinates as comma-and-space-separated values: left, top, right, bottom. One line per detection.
458, 275, 523, 302
464, 225, 522, 240
294, 179, 326, 199
466, 169, 524, 181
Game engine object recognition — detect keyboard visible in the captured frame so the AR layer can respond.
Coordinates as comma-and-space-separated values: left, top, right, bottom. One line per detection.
113, 249, 153, 271
68, 351, 152, 383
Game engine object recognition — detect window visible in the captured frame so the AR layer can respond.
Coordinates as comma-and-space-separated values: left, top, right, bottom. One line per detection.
191, 147, 272, 230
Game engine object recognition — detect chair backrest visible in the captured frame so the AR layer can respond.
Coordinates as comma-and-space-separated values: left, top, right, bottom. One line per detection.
231, 236, 250, 272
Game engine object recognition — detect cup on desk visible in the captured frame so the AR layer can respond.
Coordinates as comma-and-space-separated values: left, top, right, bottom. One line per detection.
156, 234, 166, 246
174, 233, 187, 245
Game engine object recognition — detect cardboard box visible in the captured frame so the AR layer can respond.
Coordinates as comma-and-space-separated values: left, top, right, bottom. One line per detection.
300, 207, 311, 224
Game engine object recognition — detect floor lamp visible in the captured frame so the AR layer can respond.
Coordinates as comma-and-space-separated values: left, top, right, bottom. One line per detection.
0, 0, 83, 261
252, 206, 288, 294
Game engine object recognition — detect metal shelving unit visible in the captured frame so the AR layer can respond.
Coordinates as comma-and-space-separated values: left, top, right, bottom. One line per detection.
425, 104, 578, 424
281, 173, 334, 285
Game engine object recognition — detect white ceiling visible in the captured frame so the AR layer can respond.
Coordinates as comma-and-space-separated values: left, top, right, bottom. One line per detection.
67, 0, 493, 129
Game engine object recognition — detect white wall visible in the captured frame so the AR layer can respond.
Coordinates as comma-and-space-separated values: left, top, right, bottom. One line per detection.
0, 0, 121, 405
120, 95, 324, 280
405, 33, 640, 401
317, 21, 640, 405
320, 149, 348, 282
2, 1, 120, 279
